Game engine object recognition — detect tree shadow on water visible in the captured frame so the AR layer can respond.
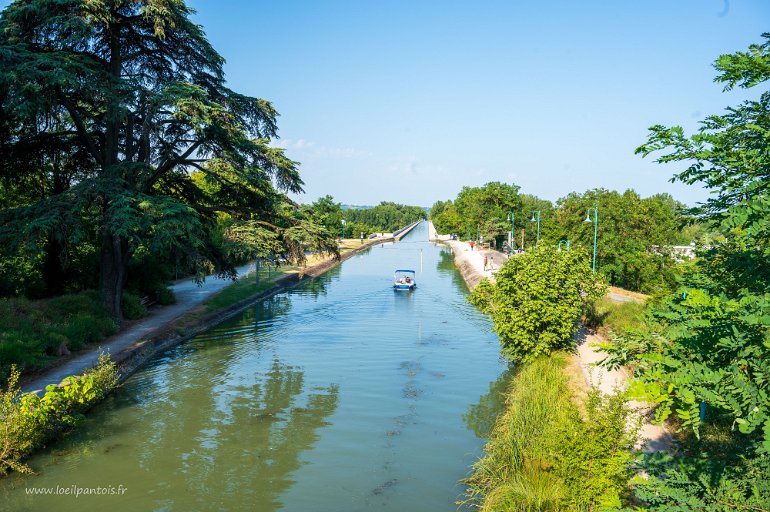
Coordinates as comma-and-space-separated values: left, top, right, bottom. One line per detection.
463, 368, 514, 439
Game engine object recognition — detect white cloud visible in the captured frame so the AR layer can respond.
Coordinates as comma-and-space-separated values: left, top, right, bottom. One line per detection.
269, 138, 371, 160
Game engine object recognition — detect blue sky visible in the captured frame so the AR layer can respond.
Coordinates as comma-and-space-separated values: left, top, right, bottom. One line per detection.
183, 0, 768, 207
3, 0, 768, 207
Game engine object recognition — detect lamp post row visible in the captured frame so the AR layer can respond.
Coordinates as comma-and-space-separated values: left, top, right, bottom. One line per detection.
502, 206, 598, 273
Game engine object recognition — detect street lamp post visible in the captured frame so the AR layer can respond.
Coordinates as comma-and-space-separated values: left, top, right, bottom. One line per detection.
584, 206, 598, 273
341, 219, 346, 240
507, 211, 515, 248
558, 239, 570, 252
530, 211, 540, 244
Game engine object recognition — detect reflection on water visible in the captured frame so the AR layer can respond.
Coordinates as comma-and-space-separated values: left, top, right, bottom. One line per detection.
1, 340, 338, 512
436, 247, 468, 292
464, 369, 513, 439
1, 222, 506, 512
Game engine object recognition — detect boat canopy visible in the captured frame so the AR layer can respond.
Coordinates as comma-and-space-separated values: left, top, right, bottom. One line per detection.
394, 269, 416, 274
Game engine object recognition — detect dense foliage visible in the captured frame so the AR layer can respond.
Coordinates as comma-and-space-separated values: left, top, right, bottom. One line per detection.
600, 33, 770, 509
0, 354, 118, 475
470, 245, 605, 363
0, 0, 336, 320
553, 189, 689, 294
432, 183, 694, 293
463, 354, 638, 511
430, 182, 527, 245
343, 201, 426, 234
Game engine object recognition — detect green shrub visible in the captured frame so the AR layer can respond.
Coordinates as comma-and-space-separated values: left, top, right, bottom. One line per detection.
463, 353, 639, 511
121, 292, 146, 320
470, 245, 605, 363
0, 256, 46, 299
58, 314, 117, 350
0, 292, 117, 382
157, 286, 176, 305
554, 389, 640, 509
0, 354, 119, 475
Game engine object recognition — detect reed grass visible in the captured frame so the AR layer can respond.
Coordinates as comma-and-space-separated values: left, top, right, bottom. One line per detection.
463, 352, 638, 511
463, 353, 575, 511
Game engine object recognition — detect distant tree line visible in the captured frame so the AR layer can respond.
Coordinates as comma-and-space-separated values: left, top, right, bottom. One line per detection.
303, 196, 426, 239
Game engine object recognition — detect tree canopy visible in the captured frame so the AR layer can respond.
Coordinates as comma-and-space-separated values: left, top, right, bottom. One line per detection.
0, 0, 335, 319
601, 33, 770, 508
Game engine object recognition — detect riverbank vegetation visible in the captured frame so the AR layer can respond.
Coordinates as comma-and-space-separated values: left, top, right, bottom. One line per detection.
470, 244, 605, 363
0, 292, 117, 382
465, 242, 643, 509
0, 354, 118, 475
0, 0, 356, 384
597, 33, 770, 509
0, 0, 339, 326
463, 353, 638, 511
467, 34, 770, 510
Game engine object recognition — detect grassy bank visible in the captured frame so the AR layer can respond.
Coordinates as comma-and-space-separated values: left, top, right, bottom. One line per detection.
0, 291, 118, 382
587, 295, 647, 337
463, 353, 639, 511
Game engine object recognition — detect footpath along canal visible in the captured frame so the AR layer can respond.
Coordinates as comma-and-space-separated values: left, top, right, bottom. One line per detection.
0, 221, 508, 512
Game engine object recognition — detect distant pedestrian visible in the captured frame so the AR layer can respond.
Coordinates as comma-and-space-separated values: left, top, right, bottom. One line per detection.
483, 255, 489, 271
469, 241, 475, 251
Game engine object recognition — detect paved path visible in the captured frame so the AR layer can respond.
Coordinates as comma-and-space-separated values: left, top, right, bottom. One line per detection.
22, 262, 254, 395
431, 220, 671, 453
429, 221, 508, 284
607, 291, 643, 304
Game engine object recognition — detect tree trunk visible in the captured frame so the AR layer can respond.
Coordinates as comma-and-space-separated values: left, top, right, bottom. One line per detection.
100, 231, 129, 323
42, 236, 67, 296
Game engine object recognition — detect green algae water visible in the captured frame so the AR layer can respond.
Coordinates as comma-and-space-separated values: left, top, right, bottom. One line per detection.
1, 222, 508, 511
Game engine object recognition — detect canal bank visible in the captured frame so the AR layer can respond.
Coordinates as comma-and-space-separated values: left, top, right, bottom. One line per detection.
22, 229, 410, 396
2, 220, 507, 511
428, 221, 501, 290
429, 220, 672, 454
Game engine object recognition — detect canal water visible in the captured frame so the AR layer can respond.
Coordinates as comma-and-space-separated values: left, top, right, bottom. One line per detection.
1, 221, 509, 512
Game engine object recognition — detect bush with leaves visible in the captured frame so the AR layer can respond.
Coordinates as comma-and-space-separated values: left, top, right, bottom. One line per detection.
555, 388, 640, 509
0, 353, 118, 475
470, 244, 605, 363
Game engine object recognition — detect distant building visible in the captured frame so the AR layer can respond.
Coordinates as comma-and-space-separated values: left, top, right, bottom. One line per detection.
649, 245, 702, 262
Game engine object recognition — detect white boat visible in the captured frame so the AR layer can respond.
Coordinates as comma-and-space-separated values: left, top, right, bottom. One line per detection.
393, 269, 416, 290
